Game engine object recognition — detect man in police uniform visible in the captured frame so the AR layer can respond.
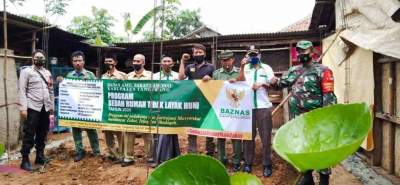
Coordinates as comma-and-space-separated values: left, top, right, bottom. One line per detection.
19, 49, 54, 171
65, 51, 100, 162
272, 40, 337, 185
126, 54, 154, 166
101, 54, 126, 162
212, 50, 242, 172
237, 45, 274, 177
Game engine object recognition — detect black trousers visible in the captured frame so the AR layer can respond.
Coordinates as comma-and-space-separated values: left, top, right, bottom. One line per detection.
243, 108, 273, 166
20, 106, 50, 156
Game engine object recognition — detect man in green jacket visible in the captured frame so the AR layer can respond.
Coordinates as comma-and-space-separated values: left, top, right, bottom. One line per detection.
65, 51, 100, 162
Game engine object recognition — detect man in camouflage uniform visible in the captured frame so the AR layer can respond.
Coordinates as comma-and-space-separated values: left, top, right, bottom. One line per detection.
65, 51, 100, 162
101, 54, 126, 162
273, 40, 337, 185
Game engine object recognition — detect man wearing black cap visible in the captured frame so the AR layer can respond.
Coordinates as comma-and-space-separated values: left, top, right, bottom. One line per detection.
237, 45, 275, 177
178, 44, 216, 155
213, 50, 242, 172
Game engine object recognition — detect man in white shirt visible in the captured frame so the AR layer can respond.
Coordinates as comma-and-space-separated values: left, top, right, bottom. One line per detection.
237, 45, 274, 177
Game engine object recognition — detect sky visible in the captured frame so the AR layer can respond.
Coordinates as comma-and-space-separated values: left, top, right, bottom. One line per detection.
4, 0, 315, 41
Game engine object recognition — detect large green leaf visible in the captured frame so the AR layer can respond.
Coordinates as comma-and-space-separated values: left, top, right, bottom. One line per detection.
147, 154, 230, 185
132, 6, 162, 34
273, 103, 372, 172
230, 173, 262, 185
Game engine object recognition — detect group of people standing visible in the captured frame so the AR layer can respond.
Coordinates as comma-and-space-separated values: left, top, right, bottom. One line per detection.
18, 40, 336, 185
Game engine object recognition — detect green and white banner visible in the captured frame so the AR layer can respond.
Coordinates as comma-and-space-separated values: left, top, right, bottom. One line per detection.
59, 79, 253, 140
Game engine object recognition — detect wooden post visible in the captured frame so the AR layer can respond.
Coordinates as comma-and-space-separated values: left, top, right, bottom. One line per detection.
31, 31, 36, 52
381, 62, 395, 173
371, 58, 383, 166
394, 62, 400, 176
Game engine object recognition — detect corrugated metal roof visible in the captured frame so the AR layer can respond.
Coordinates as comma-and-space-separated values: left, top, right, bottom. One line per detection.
116, 30, 320, 47
0, 11, 87, 40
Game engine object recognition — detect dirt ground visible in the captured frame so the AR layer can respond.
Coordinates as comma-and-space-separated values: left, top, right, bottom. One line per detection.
1, 132, 362, 185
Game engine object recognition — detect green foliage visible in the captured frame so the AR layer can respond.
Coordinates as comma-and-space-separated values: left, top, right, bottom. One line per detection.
132, 6, 162, 35
68, 6, 116, 44
230, 173, 262, 185
164, 8, 202, 39
22, 14, 47, 23
273, 103, 372, 172
45, 0, 70, 16
123, 13, 133, 40
132, 0, 203, 41
146, 154, 261, 185
9, 0, 69, 17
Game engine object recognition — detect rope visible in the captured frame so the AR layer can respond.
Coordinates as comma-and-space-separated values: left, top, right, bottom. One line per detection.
0, 102, 21, 108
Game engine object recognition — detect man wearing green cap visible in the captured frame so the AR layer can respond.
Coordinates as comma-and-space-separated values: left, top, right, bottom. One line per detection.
272, 40, 337, 185
237, 45, 275, 177
212, 50, 242, 172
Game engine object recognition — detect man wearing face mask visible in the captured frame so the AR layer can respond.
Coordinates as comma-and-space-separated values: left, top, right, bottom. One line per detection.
178, 44, 216, 155
153, 55, 180, 166
272, 40, 337, 185
101, 54, 126, 162
126, 54, 154, 166
65, 51, 101, 162
212, 50, 242, 172
237, 45, 275, 177
19, 49, 54, 171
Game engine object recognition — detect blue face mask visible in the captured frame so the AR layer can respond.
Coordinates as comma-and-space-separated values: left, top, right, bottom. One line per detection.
250, 57, 260, 65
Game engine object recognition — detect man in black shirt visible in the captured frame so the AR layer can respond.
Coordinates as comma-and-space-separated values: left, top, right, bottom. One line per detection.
178, 44, 216, 155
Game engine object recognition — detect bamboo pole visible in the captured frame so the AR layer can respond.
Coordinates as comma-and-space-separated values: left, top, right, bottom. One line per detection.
272, 92, 292, 117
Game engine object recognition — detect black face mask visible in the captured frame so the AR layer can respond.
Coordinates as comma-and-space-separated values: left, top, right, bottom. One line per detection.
33, 59, 46, 66
298, 54, 312, 63
192, 55, 205, 63
133, 64, 142, 71
104, 63, 114, 70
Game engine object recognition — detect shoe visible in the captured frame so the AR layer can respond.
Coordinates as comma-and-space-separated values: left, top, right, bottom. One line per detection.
90, 152, 101, 157
20, 156, 33, 171
233, 164, 241, 172
299, 171, 315, 185
319, 173, 330, 185
121, 158, 134, 167
74, 151, 86, 162
242, 164, 252, 173
263, 165, 272, 177
35, 150, 50, 165
107, 155, 118, 161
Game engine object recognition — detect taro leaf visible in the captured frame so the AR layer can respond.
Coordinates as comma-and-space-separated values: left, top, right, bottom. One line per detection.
0, 143, 4, 156
273, 103, 372, 172
146, 154, 230, 185
230, 172, 262, 185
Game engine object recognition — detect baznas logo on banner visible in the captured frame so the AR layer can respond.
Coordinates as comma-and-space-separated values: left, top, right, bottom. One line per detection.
225, 87, 245, 108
